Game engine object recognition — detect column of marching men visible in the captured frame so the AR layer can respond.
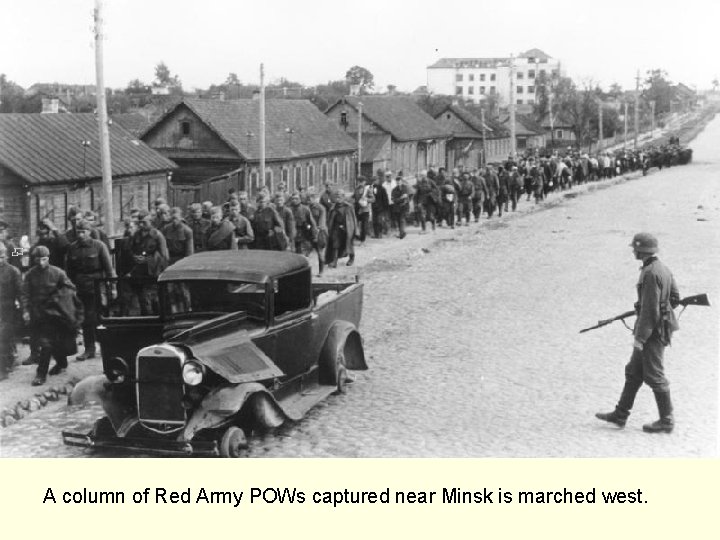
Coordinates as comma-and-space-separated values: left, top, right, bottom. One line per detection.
0, 140, 692, 385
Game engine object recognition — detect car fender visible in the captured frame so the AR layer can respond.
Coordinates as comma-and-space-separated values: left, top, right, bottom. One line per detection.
319, 321, 368, 381
182, 383, 289, 441
68, 375, 138, 436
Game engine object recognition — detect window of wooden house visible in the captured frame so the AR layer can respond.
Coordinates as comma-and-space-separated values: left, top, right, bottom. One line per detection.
343, 158, 350, 182
281, 167, 289, 188
321, 161, 328, 184
265, 169, 273, 192
294, 166, 302, 190
180, 121, 191, 136
251, 170, 259, 188
307, 164, 315, 187
340, 111, 348, 129
332, 159, 339, 183
556, 130, 563, 139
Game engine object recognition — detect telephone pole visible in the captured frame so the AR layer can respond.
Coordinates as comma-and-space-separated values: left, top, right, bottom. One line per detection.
357, 101, 363, 184
259, 63, 266, 189
93, 0, 114, 237
634, 69, 640, 149
598, 101, 604, 151
509, 54, 516, 159
480, 107, 487, 167
623, 101, 628, 149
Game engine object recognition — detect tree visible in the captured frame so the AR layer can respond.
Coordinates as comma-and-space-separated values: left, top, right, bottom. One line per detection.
0, 74, 27, 113
153, 61, 182, 94
224, 72, 240, 86
607, 83, 623, 100
642, 68, 673, 116
345, 66, 374, 94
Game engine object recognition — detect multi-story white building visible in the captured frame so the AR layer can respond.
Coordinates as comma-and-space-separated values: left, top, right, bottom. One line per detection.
426, 48, 562, 107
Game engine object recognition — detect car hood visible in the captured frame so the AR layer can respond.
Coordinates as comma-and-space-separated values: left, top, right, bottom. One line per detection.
182, 331, 284, 384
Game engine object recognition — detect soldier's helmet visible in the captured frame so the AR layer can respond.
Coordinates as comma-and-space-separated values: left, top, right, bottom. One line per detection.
630, 232, 658, 254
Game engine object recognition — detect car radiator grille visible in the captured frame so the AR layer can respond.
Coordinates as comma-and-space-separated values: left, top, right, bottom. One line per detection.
136, 353, 186, 428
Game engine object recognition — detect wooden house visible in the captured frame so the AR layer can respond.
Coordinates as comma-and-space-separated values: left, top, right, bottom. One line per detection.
140, 98, 357, 207
0, 113, 176, 240
325, 96, 450, 179
434, 104, 512, 168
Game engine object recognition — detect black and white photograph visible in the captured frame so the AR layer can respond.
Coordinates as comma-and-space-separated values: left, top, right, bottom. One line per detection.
0, 0, 718, 459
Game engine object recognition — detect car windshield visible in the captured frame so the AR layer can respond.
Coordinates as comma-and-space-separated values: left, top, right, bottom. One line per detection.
162, 280, 266, 320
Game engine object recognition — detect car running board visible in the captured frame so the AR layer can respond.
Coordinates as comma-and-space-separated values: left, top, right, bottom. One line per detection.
277, 383, 337, 419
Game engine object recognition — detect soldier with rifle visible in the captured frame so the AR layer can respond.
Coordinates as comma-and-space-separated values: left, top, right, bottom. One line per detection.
589, 233, 709, 434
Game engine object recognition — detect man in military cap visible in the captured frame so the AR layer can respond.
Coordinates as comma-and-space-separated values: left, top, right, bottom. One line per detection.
162, 207, 194, 264
186, 203, 210, 253
0, 243, 22, 380
65, 219, 115, 360
23, 246, 82, 386
596, 233, 680, 433
34, 219, 69, 268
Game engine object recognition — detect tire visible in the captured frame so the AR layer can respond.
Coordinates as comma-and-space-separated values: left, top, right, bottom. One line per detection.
219, 426, 248, 458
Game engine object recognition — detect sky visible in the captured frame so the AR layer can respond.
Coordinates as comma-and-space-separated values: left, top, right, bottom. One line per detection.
1, 0, 717, 94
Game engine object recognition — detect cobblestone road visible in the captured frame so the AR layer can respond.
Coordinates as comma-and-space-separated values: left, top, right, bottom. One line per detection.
2, 117, 719, 458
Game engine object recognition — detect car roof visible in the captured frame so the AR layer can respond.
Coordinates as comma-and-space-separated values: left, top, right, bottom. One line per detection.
158, 250, 310, 283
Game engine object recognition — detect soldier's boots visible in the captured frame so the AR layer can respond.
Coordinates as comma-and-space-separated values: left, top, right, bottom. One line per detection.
643, 391, 674, 434
595, 408, 629, 428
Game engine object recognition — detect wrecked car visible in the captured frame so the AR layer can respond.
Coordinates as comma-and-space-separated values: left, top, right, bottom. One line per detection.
63, 250, 366, 457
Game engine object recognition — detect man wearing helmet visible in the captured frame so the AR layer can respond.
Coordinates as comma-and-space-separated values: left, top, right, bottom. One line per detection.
596, 233, 680, 433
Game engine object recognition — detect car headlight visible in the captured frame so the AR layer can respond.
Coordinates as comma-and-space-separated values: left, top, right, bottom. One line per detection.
182, 360, 204, 386
108, 357, 129, 384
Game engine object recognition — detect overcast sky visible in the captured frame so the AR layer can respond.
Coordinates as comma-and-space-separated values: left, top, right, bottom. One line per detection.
2, 0, 717, 94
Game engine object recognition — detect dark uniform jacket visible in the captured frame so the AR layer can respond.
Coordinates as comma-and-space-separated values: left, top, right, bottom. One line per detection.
65, 238, 114, 294
635, 256, 680, 346
326, 201, 357, 258
0, 262, 22, 323
162, 221, 194, 263
22, 265, 76, 322
128, 228, 169, 277
277, 206, 296, 246
291, 203, 317, 242
205, 220, 236, 251
251, 207, 285, 251
186, 216, 210, 252
230, 215, 255, 249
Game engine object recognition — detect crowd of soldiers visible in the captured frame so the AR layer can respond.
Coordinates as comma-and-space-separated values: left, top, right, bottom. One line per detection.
0, 140, 693, 386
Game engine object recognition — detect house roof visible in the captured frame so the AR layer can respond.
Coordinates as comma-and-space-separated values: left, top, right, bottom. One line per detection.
436, 105, 510, 139
112, 112, 154, 137
359, 133, 391, 163
336, 96, 450, 142
0, 113, 177, 185
142, 98, 356, 162
498, 113, 546, 136
539, 111, 574, 129
427, 57, 509, 70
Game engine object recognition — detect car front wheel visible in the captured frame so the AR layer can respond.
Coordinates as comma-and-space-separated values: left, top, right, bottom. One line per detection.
219, 426, 248, 458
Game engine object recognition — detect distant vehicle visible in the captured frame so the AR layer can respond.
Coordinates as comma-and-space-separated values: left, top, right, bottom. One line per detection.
63, 251, 366, 457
